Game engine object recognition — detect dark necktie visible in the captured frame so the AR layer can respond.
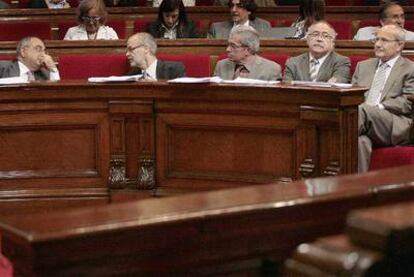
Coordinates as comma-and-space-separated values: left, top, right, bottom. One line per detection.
233, 64, 249, 79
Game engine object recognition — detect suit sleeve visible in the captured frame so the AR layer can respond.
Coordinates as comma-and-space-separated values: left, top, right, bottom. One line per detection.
283, 58, 295, 81
351, 62, 361, 85
382, 68, 414, 116
213, 61, 221, 77
332, 56, 351, 83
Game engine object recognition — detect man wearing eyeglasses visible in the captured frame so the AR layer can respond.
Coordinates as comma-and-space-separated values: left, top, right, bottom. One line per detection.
213, 26, 281, 81
0, 37, 60, 81
283, 21, 350, 83
207, 0, 270, 39
354, 2, 414, 41
126, 32, 185, 80
353, 24, 414, 172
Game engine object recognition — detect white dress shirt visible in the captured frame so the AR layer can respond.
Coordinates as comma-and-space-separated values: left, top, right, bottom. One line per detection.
18, 61, 60, 81
64, 25, 119, 40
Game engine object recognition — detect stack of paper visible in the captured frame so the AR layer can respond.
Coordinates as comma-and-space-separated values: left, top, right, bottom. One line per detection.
168, 77, 222, 83
88, 74, 142, 83
168, 77, 279, 86
222, 77, 280, 85
291, 80, 352, 88
0, 77, 29, 85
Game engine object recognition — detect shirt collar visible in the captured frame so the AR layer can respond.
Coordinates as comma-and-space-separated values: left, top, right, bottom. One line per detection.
233, 20, 250, 28
379, 55, 400, 69
309, 52, 330, 65
146, 59, 158, 80
18, 61, 30, 75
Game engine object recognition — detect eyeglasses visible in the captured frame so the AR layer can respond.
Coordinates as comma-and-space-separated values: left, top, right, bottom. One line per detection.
126, 44, 144, 52
307, 31, 334, 40
227, 43, 245, 50
82, 16, 101, 23
370, 37, 399, 44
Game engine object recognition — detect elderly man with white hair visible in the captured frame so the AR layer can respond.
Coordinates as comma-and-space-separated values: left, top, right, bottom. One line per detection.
283, 20, 350, 83
213, 25, 281, 81
353, 24, 414, 172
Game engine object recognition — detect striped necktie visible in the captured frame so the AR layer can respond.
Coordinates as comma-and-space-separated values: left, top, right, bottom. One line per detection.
233, 64, 249, 79
365, 62, 389, 106
27, 71, 35, 81
309, 59, 319, 82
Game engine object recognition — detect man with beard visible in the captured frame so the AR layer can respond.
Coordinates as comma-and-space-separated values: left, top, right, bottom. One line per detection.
207, 0, 271, 39
213, 26, 281, 81
353, 24, 414, 172
0, 36, 60, 81
125, 32, 185, 80
283, 20, 350, 83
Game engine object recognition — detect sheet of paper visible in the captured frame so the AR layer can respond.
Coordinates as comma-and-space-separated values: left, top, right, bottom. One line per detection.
168, 77, 222, 83
0, 77, 29, 85
88, 74, 142, 83
221, 77, 280, 85
291, 80, 352, 88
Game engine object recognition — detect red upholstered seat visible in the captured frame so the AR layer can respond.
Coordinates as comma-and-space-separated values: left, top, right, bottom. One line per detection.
134, 20, 151, 33
157, 54, 210, 77
329, 20, 353, 40
58, 20, 125, 40
0, 22, 51, 41
358, 19, 378, 29
67, 0, 80, 7
195, 0, 214, 5
0, 256, 13, 277
369, 146, 414, 171
350, 55, 369, 75
218, 53, 290, 72
58, 54, 129, 79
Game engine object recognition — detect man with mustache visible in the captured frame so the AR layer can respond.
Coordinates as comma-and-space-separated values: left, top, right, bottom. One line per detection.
207, 0, 270, 39
0, 36, 60, 81
213, 26, 281, 81
354, 2, 414, 41
353, 24, 414, 172
283, 21, 350, 83
126, 32, 185, 80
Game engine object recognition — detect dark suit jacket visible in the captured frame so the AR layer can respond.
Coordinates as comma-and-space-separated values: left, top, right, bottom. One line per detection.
127, 60, 186, 80
283, 51, 351, 83
104, 0, 138, 7
145, 20, 199, 39
0, 60, 49, 80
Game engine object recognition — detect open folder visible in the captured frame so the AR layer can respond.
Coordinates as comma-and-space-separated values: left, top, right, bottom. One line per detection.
88, 74, 142, 83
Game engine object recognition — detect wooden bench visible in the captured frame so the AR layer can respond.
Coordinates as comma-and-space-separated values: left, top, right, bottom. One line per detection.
1, 165, 414, 275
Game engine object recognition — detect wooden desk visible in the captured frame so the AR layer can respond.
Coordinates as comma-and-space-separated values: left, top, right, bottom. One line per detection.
1, 165, 414, 275
0, 80, 365, 212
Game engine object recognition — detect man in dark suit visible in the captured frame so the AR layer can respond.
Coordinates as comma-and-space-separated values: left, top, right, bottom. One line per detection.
126, 32, 186, 80
284, 21, 350, 83
0, 37, 60, 81
207, 0, 271, 39
352, 24, 414, 172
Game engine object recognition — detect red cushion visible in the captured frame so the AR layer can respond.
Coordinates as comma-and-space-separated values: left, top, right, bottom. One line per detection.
58, 54, 129, 79
358, 19, 378, 29
329, 20, 353, 40
350, 55, 369, 76
0, 22, 51, 41
157, 54, 210, 77
58, 21, 125, 40
218, 53, 289, 72
134, 20, 151, 33
369, 146, 414, 171
0, 256, 13, 277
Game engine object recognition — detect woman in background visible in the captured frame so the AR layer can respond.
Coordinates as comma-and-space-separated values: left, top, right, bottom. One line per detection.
291, 0, 325, 39
145, 0, 199, 39
64, 0, 118, 40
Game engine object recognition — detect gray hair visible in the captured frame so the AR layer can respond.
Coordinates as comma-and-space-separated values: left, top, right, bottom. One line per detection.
306, 20, 337, 39
229, 25, 260, 54
380, 24, 406, 42
134, 32, 157, 55
16, 37, 35, 57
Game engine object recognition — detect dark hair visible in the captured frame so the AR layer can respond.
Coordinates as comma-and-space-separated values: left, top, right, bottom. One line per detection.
77, 0, 108, 25
228, 0, 258, 21
158, 0, 188, 25
298, 0, 325, 30
379, 1, 402, 22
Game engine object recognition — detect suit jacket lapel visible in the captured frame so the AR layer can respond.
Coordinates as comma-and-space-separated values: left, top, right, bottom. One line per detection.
317, 52, 333, 82
380, 56, 402, 102
155, 60, 163, 79
300, 54, 310, 81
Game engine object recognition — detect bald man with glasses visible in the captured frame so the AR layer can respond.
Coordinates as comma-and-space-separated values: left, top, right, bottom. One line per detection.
283, 21, 350, 83
353, 24, 414, 172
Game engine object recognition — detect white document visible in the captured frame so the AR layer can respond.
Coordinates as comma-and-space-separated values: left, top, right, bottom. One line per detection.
168, 77, 222, 83
88, 74, 142, 83
221, 77, 280, 85
0, 77, 29, 85
292, 80, 352, 88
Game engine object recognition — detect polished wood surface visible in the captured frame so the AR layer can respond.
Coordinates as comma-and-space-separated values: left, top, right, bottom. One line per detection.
0, 80, 365, 214
2, 165, 414, 275
285, 201, 414, 276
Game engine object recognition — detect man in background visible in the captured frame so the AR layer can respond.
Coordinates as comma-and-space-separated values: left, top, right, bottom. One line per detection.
126, 32, 186, 80
354, 1, 414, 41
0, 36, 60, 81
214, 26, 281, 81
284, 21, 350, 83
207, 0, 271, 39
353, 24, 414, 172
